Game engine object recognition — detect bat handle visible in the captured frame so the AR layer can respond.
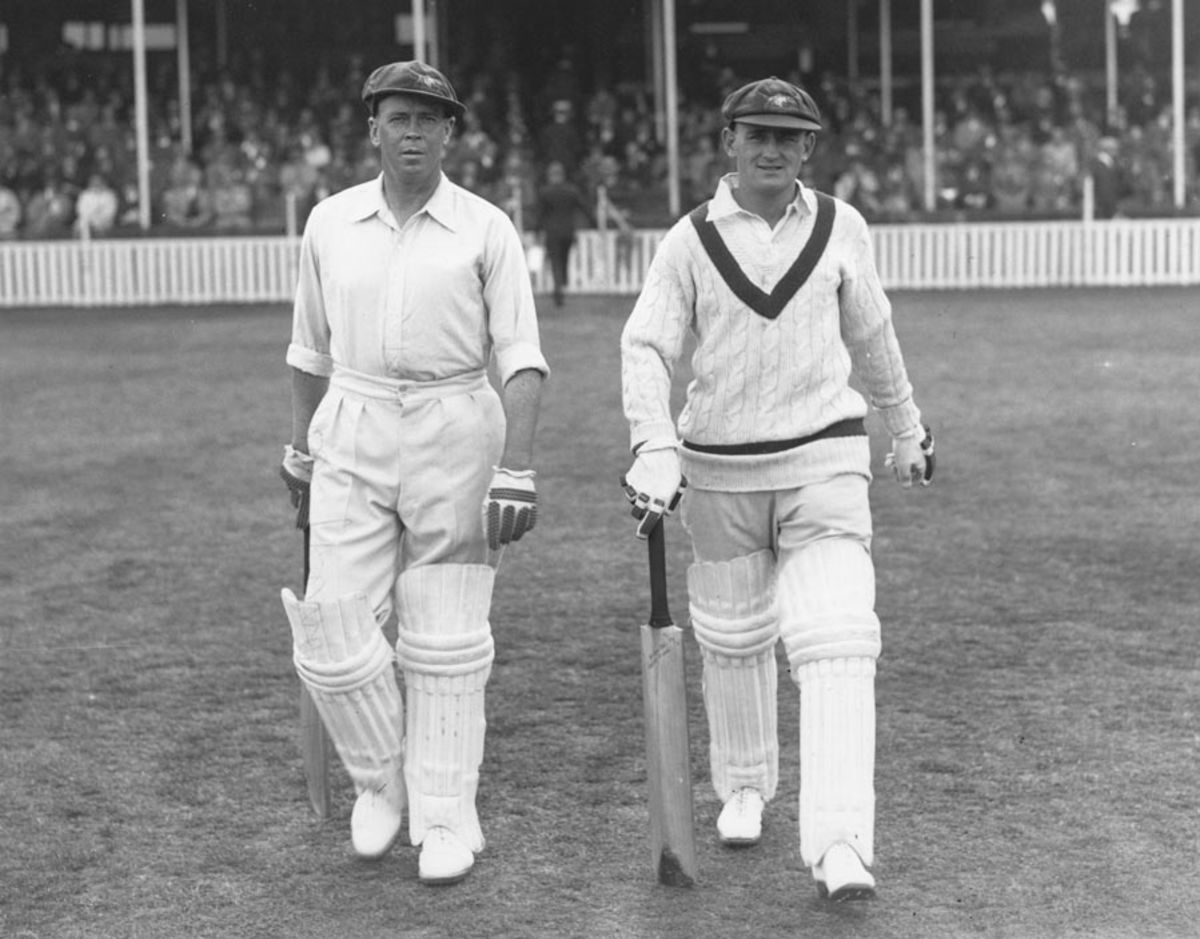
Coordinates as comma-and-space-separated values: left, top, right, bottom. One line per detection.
647, 521, 672, 629
302, 525, 311, 594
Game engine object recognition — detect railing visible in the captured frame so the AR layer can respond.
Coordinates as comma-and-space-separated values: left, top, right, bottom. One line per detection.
2, 216, 1198, 308
0, 236, 301, 307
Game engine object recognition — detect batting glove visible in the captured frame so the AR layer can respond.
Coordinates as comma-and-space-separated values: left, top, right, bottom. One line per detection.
280, 444, 314, 530
620, 443, 686, 539
483, 467, 538, 550
884, 425, 935, 488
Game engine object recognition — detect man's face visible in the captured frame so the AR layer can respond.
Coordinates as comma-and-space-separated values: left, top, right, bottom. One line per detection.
721, 122, 815, 199
369, 94, 452, 184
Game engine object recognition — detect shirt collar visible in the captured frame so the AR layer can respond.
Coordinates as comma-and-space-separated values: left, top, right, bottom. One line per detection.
347, 173, 459, 231
707, 172, 813, 222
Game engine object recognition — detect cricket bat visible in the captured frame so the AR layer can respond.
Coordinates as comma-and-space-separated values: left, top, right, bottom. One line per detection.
299, 524, 332, 819
639, 520, 697, 886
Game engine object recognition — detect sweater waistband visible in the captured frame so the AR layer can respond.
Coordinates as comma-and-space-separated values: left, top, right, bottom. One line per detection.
682, 418, 866, 456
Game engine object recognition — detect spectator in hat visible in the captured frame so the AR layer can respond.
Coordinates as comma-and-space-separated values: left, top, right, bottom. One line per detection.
279, 59, 548, 887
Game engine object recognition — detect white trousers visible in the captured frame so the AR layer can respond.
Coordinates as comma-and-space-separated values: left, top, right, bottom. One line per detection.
305, 369, 505, 620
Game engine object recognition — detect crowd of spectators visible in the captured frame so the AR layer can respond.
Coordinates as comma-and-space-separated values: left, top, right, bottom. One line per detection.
1, 41, 1197, 242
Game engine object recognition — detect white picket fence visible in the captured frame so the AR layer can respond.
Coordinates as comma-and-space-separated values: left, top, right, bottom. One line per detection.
1, 216, 1198, 308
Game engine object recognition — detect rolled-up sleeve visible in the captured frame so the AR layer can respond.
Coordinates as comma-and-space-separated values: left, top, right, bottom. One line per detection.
286, 222, 334, 377
484, 216, 550, 386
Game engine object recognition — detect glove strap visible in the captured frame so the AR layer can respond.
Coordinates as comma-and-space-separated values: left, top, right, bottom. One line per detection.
494, 466, 536, 480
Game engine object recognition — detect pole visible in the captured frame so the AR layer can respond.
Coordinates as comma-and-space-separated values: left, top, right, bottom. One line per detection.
663, 0, 680, 217
215, 0, 226, 69
132, 0, 151, 230
176, 0, 192, 154
880, 0, 892, 126
413, 0, 426, 64
847, 0, 859, 82
1171, 0, 1184, 209
427, 0, 439, 69
920, 0, 935, 213
1105, 3, 1117, 124
650, 0, 666, 145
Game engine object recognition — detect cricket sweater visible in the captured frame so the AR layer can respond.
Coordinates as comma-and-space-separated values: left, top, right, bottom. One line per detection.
620, 175, 922, 492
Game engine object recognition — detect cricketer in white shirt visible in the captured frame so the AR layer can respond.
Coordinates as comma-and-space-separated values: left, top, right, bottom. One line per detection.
280, 63, 549, 888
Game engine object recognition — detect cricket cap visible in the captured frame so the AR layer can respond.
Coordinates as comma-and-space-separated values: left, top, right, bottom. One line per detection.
361, 61, 466, 120
721, 77, 822, 131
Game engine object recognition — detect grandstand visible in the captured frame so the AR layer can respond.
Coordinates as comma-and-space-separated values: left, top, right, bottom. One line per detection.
0, 0, 1196, 295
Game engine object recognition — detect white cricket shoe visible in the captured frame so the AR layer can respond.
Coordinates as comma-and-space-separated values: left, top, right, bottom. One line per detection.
350, 775, 406, 861
814, 842, 876, 901
418, 826, 475, 885
717, 787, 764, 846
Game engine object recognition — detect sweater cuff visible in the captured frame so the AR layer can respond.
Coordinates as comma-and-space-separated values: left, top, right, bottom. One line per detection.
629, 420, 678, 455
876, 398, 922, 439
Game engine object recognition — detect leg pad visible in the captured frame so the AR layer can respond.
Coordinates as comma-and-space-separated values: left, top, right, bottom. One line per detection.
797, 656, 876, 868
688, 551, 780, 802
281, 588, 404, 794
394, 564, 495, 853
778, 538, 881, 670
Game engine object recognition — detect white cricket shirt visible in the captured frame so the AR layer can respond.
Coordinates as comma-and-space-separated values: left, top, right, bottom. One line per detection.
288, 173, 548, 387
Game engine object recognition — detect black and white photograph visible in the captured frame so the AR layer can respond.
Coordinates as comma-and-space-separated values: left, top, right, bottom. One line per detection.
2, 1, 1198, 936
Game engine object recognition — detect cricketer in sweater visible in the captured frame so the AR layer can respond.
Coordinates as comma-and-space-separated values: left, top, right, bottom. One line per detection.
620, 76, 933, 902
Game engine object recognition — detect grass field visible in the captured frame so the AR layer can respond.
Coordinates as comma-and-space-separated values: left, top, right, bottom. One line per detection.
2, 287, 1199, 939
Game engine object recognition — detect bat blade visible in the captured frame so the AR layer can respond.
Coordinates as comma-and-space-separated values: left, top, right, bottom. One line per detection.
299, 685, 332, 819
641, 622, 697, 886
639, 521, 697, 886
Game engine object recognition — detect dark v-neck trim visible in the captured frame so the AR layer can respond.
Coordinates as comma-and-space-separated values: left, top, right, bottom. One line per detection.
688, 191, 836, 321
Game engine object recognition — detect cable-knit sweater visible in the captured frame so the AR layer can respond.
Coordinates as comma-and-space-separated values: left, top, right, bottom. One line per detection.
621, 175, 922, 492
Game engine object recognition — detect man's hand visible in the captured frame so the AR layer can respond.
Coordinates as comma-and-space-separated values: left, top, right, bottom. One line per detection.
280, 444, 314, 529
483, 467, 538, 550
885, 425, 935, 488
620, 443, 686, 539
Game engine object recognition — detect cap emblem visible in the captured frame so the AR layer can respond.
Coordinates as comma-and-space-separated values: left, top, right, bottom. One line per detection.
767, 94, 793, 110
